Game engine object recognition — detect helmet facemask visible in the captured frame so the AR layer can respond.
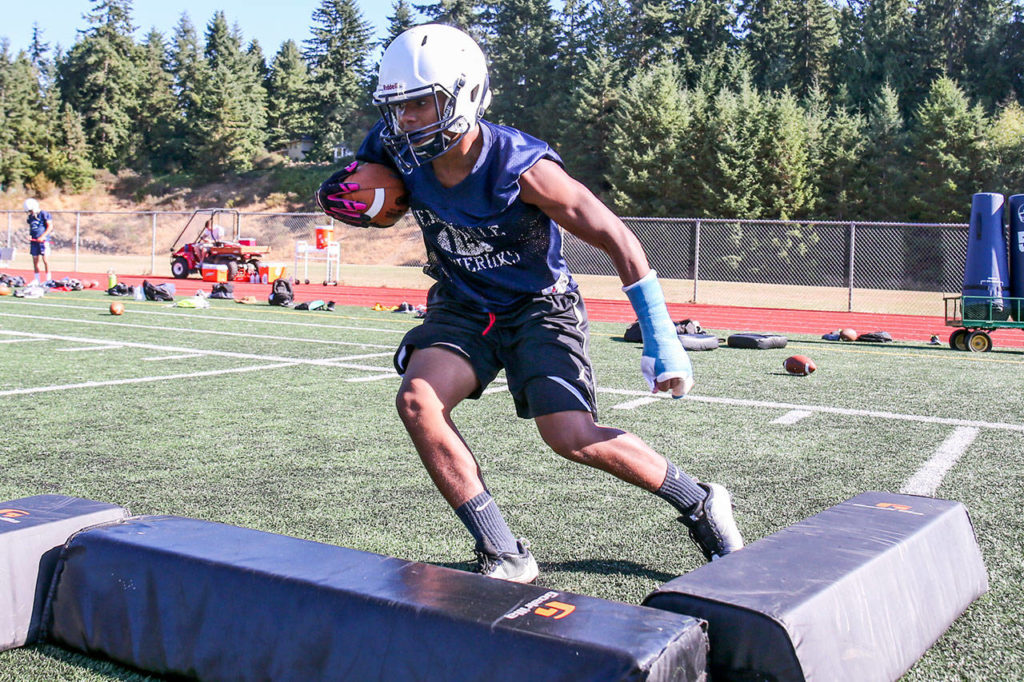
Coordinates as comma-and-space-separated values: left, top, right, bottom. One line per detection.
376, 81, 471, 174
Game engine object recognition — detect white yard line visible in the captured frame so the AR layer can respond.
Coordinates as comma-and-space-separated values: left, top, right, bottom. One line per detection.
0, 312, 394, 349
611, 397, 660, 410
322, 352, 395, 362
900, 427, 980, 496
0, 330, 366, 368
0, 338, 49, 344
345, 374, 398, 383
596, 387, 1024, 433
55, 345, 124, 352
0, 362, 299, 397
1, 300, 410, 334
773, 409, 814, 425
142, 354, 206, 362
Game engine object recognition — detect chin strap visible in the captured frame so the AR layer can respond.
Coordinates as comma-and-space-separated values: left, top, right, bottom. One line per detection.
622, 270, 694, 398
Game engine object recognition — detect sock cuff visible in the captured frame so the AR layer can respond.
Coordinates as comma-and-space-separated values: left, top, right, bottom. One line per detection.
454, 491, 519, 556
654, 461, 706, 514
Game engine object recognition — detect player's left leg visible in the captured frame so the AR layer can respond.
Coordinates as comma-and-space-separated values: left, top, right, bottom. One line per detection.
534, 410, 743, 561
31, 248, 42, 283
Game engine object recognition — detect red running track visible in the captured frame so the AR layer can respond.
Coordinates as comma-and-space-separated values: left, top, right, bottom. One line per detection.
8, 268, 1024, 349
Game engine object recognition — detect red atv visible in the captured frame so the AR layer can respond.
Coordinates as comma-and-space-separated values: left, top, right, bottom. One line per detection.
169, 209, 270, 280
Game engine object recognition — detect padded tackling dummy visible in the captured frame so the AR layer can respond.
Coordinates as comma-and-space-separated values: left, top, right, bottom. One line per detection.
679, 333, 719, 351
643, 492, 988, 682
727, 333, 788, 349
0, 494, 127, 651
46, 516, 708, 681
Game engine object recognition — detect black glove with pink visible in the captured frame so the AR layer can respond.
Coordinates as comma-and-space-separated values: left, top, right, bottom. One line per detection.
315, 161, 370, 227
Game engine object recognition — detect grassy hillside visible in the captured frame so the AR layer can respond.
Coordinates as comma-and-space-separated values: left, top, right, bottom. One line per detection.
0, 159, 337, 214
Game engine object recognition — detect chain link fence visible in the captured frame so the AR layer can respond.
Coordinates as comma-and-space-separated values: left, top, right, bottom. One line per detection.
2, 210, 968, 316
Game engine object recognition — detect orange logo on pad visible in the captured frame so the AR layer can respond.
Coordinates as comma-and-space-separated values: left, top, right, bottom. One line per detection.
0, 509, 30, 524
535, 601, 576, 620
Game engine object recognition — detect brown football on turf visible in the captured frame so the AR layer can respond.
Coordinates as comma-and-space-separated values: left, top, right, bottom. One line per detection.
110, 301, 125, 316
784, 354, 816, 376
344, 162, 410, 227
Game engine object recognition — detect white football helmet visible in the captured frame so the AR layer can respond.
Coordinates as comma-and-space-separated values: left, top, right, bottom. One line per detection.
24, 198, 40, 213
373, 24, 491, 173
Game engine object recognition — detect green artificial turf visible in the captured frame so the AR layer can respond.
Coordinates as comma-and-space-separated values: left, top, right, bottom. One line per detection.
0, 293, 1021, 680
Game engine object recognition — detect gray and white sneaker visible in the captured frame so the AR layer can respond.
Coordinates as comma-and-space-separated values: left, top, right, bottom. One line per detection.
681, 483, 744, 561
474, 539, 539, 583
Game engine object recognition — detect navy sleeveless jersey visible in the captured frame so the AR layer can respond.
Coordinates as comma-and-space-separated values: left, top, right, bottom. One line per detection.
27, 211, 52, 240
357, 119, 577, 312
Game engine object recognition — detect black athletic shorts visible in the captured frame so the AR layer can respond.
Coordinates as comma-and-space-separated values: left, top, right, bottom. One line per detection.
394, 284, 598, 419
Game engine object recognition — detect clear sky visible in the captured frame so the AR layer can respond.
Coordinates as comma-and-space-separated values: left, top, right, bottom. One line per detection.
2, 1, 393, 58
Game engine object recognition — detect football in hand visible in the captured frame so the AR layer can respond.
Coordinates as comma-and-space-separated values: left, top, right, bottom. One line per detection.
341, 162, 410, 227
784, 354, 816, 376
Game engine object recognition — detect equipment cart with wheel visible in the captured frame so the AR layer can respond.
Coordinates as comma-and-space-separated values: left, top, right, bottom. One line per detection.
944, 295, 1024, 352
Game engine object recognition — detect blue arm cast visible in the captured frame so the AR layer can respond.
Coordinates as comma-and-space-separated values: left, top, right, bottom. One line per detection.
622, 270, 693, 397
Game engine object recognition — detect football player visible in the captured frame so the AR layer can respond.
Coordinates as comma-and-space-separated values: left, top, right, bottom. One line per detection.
24, 198, 53, 284
317, 24, 743, 582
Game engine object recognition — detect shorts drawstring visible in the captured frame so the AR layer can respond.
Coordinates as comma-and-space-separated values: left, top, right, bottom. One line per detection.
481, 312, 496, 336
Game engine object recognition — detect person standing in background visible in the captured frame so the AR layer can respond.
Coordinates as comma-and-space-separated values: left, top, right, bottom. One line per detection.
25, 198, 53, 284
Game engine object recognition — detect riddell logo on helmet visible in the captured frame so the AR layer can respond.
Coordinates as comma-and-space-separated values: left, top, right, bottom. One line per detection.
379, 83, 402, 92
0, 509, 30, 524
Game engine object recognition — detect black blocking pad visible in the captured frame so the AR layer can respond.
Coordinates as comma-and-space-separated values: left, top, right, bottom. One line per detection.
643, 492, 988, 682
726, 333, 788, 349
0, 495, 127, 651
46, 516, 709, 681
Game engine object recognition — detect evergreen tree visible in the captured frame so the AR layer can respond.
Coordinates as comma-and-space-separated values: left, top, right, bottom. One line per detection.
45, 103, 95, 191
541, 0, 594, 158
484, 0, 559, 138
557, 47, 622, 196
606, 60, 697, 215
706, 79, 767, 218
674, 0, 738, 87
168, 14, 208, 169
906, 76, 987, 221
740, 0, 795, 93
587, 0, 634, 62
247, 39, 270, 84
994, 8, 1024, 105
414, 0, 481, 33
28, 24, 54, 86
304, 0, 375, 160
854, 83, 908, 219
57, 0, 141, 170
788, 0, 838, 97
758, 89, 814, 219
836, 0, 914, 113
384, 0, 419, 47
266, 40, 315, 153
807, 92, 866, 218
983, 101, 1024, 198
623, 0, 686, 68
134, 29, 181, 171
191, 12, 268, 175
0, 43, 47, 188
